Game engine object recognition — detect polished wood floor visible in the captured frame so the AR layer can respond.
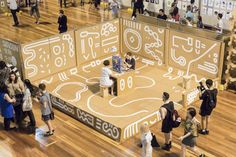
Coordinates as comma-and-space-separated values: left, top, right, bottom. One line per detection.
0, 0, 129, 43
0, 91, 235, 157
0, 1, 236, 156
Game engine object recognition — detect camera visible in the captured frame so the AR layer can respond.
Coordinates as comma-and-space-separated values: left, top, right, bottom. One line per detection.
197, 82, 205, 92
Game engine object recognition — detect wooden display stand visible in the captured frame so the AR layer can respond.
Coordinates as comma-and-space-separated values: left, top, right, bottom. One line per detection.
112, 70, 135, 96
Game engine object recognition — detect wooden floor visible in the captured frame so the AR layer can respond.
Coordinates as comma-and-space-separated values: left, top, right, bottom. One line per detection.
0, 0, 129, 44
0, 1, 236, 157
0, 91, 235, 157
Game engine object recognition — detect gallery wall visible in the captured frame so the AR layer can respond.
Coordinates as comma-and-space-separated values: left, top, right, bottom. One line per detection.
121, 18, 224, 80
168, 30, 222, 78
19, 18, 224, 83
75, 19, 120, 65
201, 0, 236, 30
21, 31, 76, 82
122, 19, 165, 66
0, 38, 23, 77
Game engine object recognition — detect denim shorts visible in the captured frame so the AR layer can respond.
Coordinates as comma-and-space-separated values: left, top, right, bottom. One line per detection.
42, 114, 50, 121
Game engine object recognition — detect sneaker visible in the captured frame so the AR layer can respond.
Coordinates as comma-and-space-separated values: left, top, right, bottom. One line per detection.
46, 129, 55, 134
131, 16, 136, 21
205, 130, 209, 135
161, 144, 170, 151
44, 131, 54, 137
198, 129, 207, 135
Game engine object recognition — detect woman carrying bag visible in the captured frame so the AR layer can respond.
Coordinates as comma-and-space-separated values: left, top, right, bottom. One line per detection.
0, 83, 16, 131
6, 72, 25, 129
22, 79, 36, 131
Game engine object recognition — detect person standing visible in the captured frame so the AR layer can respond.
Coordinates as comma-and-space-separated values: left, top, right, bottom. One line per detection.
131, 0, 144, 20
7, 0, 19, 26
169, 2, 179, 21
157, 9, 167, 20
59, 0, 66, 8
22, 79, 36, 130
38, 83, 54, 136
216, 13, 223, 34
199, 79, 218, 135
58, 10, 67, 34
6, 72, 24, 129
0, 83, 16, 131
185, 5, 194, 21
179, 107, 205, 157
140, 123, 153, 157
159, 92, 174, 151
30, 0, 40, 24
197, 16, 203, 28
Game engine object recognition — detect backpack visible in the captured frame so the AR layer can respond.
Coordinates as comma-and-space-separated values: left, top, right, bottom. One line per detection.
164, 102, 181, 128
171, 109, 181, 128
207, 90, 217, 108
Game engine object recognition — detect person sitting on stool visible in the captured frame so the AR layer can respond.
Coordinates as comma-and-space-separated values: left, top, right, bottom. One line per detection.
124, 52, 135, 70
100, 60, 115, 96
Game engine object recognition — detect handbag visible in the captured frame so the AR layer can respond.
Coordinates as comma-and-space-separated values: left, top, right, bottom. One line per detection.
50, 111, 55, 120
44, 92, 54, 120
22, 89, 33, 111
151, 133, 160, 147
139, 132, 160, 148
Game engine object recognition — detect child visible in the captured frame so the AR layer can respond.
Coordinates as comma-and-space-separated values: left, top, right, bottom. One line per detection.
140, 123, 152, 157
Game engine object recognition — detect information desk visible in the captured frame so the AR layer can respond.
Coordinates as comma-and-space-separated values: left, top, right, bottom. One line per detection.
111, 70, 135, 96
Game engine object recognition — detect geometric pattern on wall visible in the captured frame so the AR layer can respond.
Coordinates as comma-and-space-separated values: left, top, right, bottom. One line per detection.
21, 31, 76, 82
75, 19, 119, 65
169, 30, 221, 78
122, 19, 165, 65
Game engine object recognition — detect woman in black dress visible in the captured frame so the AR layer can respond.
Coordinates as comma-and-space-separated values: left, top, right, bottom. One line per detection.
160, 92, 174, 151
199, 79, 218, 135
58, 10, 67, 34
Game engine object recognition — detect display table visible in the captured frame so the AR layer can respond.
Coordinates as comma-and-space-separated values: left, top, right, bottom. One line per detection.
111, 70, 135, 96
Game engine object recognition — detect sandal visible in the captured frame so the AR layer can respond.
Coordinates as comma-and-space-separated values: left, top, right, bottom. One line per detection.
44, 131, 54, 137
46, 130, 55, 134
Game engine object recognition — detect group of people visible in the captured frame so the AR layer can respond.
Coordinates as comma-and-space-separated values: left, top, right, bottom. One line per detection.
0, 61, 54, 136
157, 0, 223, 33
7, 0, 68, 33
130, 0, 224, 34
100, 52, 135, 96
140, 79, 218, 157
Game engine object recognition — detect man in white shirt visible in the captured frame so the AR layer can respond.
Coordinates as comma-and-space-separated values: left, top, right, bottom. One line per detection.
100, 60, 115, 95
216, 13, 223, 34
7, 0, 19, 26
